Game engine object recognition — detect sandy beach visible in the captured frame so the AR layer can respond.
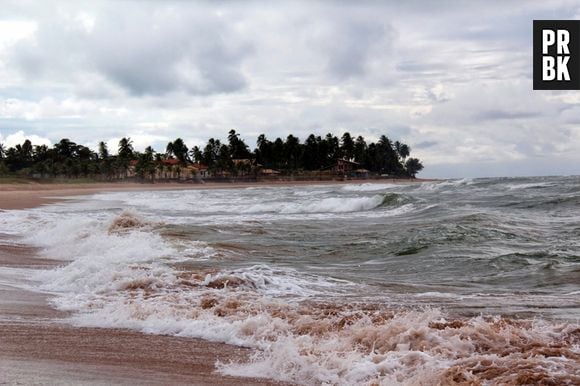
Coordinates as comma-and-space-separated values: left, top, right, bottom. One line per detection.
0, 242, 287, 386
0, 179, 430, 210
0, 182, 324, 385
1, 179, 427, 384
1, 178, 578, 385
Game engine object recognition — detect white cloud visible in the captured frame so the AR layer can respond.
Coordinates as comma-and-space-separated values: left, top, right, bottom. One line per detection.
0, 130, 51, 148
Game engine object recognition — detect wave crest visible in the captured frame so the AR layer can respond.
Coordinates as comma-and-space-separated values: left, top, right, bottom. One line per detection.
108, 211, 152, 233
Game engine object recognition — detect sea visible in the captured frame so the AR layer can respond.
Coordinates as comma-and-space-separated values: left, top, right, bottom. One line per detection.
1, 176, 579, 385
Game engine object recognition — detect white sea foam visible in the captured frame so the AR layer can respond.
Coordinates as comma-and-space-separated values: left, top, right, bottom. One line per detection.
341, 183, 398, 192
506, 182, 554, 190
414, 291, 460, 299
88, 189, 390, 216
2, 184, 578, 385
240, 195, 386, 214
20, 209, 576, 385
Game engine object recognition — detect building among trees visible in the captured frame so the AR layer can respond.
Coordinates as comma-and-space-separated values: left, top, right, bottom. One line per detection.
0, 130, 424, 182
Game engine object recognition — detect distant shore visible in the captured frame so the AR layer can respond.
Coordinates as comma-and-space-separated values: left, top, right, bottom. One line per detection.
0, 177, 437, 210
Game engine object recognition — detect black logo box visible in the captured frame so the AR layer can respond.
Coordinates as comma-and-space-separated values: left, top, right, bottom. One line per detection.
533, 20, 580, 90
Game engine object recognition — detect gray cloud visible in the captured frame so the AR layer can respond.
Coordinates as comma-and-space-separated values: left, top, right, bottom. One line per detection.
475, 109, 541, 121
321, 17, 394, 80
9, 3, 251, 96
2, 0, 580, 179
415, 141, 438, 149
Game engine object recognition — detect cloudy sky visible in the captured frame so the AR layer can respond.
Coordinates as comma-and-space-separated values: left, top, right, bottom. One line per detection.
1, 0, 580, 178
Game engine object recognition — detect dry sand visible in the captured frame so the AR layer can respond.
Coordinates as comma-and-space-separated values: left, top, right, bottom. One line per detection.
0, 181, 244, 210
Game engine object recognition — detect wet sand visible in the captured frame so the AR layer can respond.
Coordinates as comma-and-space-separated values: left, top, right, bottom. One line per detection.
0, 230, 288, 384
0, 179, 428, 384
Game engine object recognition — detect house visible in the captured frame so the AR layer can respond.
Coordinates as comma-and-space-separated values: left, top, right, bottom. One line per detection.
190, 163, 210, 178
328, 159, 361, 175
162, 158, 180, 166
232, 158, 254, 176
232, 158, 253, 166
155, 158, 181, 179
127, 159, 139, 177
353, 168, 369, 178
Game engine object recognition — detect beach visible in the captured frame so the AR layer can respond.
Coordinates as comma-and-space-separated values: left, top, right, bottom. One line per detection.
0, 182, 304, 385
1, 178, 578, 385
0, 179, 430, 210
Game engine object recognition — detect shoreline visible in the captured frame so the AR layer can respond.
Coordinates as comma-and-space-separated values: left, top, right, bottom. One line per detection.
1, 179, 578, 384
0, 193, 297, 384
0, 178, 435, 210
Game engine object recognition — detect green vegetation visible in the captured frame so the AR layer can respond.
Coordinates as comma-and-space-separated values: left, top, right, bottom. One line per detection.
0, 130, 423, 181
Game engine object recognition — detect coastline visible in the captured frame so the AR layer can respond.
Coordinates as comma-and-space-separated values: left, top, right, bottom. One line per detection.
0, 182, 324, 384
0, 244, 288, 385
1, 178, 578, 384
0, 178, 434, 210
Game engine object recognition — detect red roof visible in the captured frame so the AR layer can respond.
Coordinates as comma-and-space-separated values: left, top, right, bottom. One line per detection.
162, 158, 180, 165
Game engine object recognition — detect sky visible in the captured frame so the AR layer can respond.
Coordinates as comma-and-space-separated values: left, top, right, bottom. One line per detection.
1, 1, 580, 178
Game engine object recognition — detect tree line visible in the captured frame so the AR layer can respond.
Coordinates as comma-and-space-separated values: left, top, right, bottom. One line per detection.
0, 130, 424, 179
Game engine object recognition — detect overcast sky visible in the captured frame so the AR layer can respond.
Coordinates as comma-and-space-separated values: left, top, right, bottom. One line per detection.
1, 1, 580, 178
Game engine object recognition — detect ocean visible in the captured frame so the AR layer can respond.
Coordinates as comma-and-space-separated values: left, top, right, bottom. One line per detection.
1, 176, 579, 385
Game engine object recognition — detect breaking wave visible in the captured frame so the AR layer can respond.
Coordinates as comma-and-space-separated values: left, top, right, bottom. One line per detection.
19, 211, 577, 385
108, 210, 155, 233
341, 183, 398, 192
3, 177, 579, 385
240, 194, 402, 214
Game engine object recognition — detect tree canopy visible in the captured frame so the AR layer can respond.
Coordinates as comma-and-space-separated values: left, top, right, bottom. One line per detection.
0, 130, 424, 180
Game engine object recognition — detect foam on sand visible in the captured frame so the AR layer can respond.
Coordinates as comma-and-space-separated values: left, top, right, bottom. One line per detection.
22, 212, 577, 385
3, 183, 578, 386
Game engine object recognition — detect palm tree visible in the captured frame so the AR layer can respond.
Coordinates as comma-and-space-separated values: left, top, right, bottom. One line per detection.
303, 134, 320, 170
98, 141, 109, 159
228, 129, 250, 159
394, 141, 410, 161
55, 138, 77, 159
285, 134, 301, 170
354, 136, 367, 164
135, 147, 155, 181
256, 134, 272, 167
0, 143, 5, 160
167, 138, 188, 164
341, 132, 355, 161
155, 156, 164, 179
325, 133, 340, 162
190, 146, 203, 163
165, 141, 175, 158
405, 158, 423, 178
118, 137, 134, 159
256, 134, 268, 149
399, 144, 410, 161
